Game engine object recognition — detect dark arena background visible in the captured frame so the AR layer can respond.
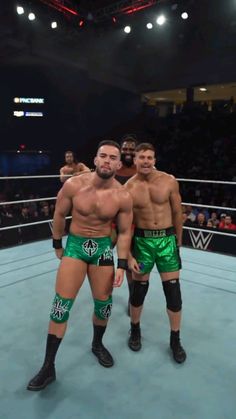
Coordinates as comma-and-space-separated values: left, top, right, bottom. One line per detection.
0, 1, 236, 419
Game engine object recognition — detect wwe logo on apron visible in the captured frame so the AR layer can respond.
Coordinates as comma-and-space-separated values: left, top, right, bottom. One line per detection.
82, 239, 98, 257
189, 230, 213, 250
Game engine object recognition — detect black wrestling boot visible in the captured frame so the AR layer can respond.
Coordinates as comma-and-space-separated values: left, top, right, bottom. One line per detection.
27, 363, 56, 391
92, 325, 114, 368
128, 322, 142, 352
170, 331, 186, 364
92, 344, 114, 367
127, 300, 130, 317
27, 334, 62, 391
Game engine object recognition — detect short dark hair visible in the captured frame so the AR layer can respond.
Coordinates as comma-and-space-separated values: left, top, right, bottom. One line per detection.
120, 134, 138, 147
97, 140, 121, 152
135, 142, 155, 153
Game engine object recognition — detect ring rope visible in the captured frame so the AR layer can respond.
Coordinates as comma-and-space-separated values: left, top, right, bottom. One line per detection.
182, 202, 235, 211
183, 226, 236, 237
1, 175, 236, 185
0, 175, 68, 180
177, 178, 236, 185
0, 197, 57, 206
1, 196, 235, 213
0, 216, 72, 231
0, 219, 235, 236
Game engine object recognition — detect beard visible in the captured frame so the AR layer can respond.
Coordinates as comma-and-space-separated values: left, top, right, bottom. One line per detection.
96, 167, 114, 179
121, 153, 134, 167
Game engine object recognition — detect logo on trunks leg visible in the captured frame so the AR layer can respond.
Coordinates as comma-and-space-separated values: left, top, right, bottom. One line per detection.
82, 239, 98, 256
98, 246, 114, 265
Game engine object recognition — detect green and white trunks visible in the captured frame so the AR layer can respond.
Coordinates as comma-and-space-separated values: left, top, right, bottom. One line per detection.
133, 227, 182, 274
64, 234, 114, 266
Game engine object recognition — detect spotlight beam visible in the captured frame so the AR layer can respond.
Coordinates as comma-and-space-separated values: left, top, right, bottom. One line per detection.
38, 0, 79, 17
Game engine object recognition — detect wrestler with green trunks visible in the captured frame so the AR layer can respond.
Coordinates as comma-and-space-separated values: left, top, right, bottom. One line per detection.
27, 141, 133, 391
125, 143, 186, 364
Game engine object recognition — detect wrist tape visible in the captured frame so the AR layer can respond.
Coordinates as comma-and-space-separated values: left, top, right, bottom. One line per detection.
53, 238, 63, 249
117, 258, 128, 270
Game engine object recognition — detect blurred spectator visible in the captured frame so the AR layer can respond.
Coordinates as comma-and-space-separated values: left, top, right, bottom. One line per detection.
185, 205, 196, 222
28, 194, 38, 216
219, 214, 226, 229
219, 215, 236, 230
49, 203, 55, 217
193, 205, 210, 222
37, 202, 52, 240
210, 211, 220, 228
206, 219, 214, 228
0, 206, 19, 247
182, 212, 194, 226
18, 206, 34, 243
194, 212, 207, 227
39, 203, 51, 220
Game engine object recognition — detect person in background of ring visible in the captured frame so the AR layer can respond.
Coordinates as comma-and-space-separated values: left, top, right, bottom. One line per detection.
115, 134, 137, 185
60, 150, 90, 183
27, 140, 133, 391
125, 142, 186, 364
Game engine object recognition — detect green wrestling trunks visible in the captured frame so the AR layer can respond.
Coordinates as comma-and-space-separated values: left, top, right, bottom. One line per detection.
133, 227, 181, 274
64, 234, 114, 266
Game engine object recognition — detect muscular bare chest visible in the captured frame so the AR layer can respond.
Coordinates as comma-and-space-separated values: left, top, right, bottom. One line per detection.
73, 188, 119, 220
132, 182, 170, 209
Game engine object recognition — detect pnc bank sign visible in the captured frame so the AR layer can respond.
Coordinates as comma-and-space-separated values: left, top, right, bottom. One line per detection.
14, 97, 45, 104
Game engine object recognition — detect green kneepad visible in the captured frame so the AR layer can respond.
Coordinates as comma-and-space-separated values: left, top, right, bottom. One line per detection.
94, 296, 112, 320
50, 293, 74, 323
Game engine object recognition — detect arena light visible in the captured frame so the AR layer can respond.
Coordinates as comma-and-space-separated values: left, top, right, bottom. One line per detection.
181, 12, 188, 20
156, 15, 166, 26
16, 6, 24, 15
124, 25, 131, 33
51, 21, 57, 29
28, 12, 36, 21
14, 97, 44, 104
25, 112, 43, 117
146, 22, 153, 29
13, 111, 24, 117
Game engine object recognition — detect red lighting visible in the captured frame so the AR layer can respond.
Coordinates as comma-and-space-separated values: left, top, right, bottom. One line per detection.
79, 19, 84, 27
60, 5, 78, 16
39, 1, 78, 17
20, 144, 26, 150
112, 16, 117, 23
125, 5, 152, 15
117, 1, 157, 16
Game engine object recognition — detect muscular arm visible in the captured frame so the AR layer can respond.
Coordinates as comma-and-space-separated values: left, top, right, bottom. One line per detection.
76, 162, 91, 173
53, 182, 73, 240
116, 191, 133, 260
60, 167, 68, 183
170, 179, 183, 246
